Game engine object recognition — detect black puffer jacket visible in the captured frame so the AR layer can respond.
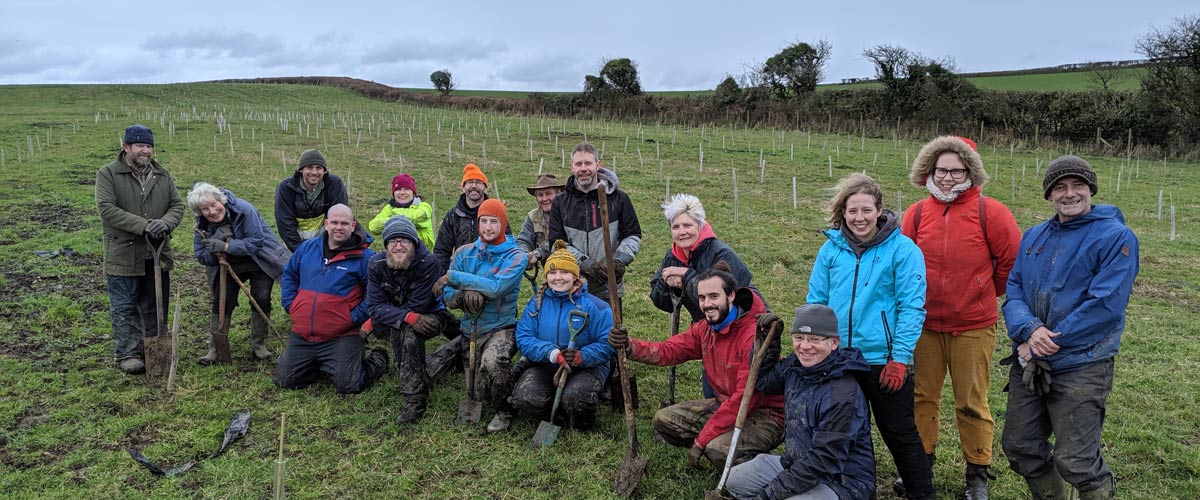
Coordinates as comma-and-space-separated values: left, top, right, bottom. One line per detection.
274, 172, 347, 251
546, 168, 641, 301
431, 193, 510, 274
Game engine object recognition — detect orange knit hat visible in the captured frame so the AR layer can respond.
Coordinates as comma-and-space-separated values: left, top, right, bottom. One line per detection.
476, 198, 508, 243
462, 163, 488, 186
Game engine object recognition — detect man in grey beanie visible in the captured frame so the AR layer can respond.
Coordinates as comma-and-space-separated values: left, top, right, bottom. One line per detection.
1001, 155, 1139, 500
274, 149, 348, 251
366, 216, 454, 424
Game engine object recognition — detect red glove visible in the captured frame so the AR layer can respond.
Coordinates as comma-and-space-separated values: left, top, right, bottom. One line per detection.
360, 319, 374, 335
561, 348, 583, 366
878, 361, 907, 394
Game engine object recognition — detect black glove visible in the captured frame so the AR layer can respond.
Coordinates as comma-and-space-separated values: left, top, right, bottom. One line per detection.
432, 275, 449, 297
610, 259, 626, 281
144, 219, 169, 238
687, 444, 706, 469
462, 291, 486, 316
755, 313, 783, 374
608, 326, 629, 352
412, 314, 443, 339
591, 258, 607, 279
1022, 360, 1053, 395
444, 291, 462, 310
202, 238, 227, 255
210, 224, 233, 242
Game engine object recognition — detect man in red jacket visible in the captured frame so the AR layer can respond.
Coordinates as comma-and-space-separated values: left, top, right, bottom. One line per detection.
608, 262, 784, 468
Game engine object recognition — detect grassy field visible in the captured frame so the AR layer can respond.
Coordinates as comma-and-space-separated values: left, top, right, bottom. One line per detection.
824, 67, 1145, 92
0, 83, 1197, 499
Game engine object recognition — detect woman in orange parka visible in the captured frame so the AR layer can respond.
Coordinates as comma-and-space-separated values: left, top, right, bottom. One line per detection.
901, 136, 1021, 500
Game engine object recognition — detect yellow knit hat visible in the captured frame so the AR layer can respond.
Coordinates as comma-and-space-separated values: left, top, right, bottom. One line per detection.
544, 240, 579, 278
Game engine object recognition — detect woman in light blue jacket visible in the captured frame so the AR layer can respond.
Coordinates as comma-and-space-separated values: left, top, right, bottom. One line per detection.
805, 173, 934, 500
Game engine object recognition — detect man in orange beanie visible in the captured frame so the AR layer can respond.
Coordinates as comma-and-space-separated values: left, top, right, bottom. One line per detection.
432, 163, 510, 274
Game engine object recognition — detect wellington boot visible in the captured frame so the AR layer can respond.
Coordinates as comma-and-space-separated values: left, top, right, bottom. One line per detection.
1025, 468, 1069, 500
249, 313, 273, 360
964, 463, 995, 500
1078, 480, 1116, 500
198, 312, 232, 365
395, 395, 428, 425
486, 412, 512, 433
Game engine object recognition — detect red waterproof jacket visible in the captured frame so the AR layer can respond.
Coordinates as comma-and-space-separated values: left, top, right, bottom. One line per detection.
628, 288, 784, 448
901, 187, 1020, 333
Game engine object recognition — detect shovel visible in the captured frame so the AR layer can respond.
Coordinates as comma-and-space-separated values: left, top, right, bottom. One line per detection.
598, 186, 647, 498
143, 234, 171, 376
708, 318, 783, 499
456, 314, 483, 425
532, 309, 588, 449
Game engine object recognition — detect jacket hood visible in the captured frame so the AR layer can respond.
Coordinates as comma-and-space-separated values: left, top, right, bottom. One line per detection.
793, 347, 871, 383
567, 167, 620, 195
910, 136, 988, 188
1056, 203, 1124, 228
472, 232, 518, 254
731, 286, 765, 320
322, 220, 373, 252
833, 208, 901, 255
670, 222, 717, 264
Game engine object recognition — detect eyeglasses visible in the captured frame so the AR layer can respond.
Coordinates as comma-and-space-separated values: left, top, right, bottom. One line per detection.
386, 239, 413, 248
791, 334, 835, 344
934, 168, 968, 180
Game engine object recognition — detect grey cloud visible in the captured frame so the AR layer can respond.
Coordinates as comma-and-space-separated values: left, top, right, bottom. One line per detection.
360, 39, 507, 65
0, 40, 88, 80
142, 31, 286, 60
494, 54, 590, 90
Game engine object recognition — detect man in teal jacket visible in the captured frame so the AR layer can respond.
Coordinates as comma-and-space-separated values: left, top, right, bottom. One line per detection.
1002, 156, 1139, 500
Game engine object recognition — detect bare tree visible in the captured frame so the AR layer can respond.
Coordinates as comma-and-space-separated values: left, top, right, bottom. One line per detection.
1084, 61, 1127, 91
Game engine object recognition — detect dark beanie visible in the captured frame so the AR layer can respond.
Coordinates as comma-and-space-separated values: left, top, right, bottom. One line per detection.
791, 304, 839, 338
124, 124, 154, 146
297, 149, 327, 171
1042, 155, 1097, 199
382, 215, 419, 246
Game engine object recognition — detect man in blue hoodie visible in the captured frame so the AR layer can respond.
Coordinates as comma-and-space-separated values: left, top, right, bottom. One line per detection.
725, 305, 875, 500
1002, 156, 1139, 500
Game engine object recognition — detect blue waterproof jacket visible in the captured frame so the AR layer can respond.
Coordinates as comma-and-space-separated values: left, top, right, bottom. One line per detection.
194, 188, 291, 281
1002, 204, 1139, 373
514, 282, 615, 380
756, 348, 875, 500
444, 234, 527, 335
806, 214, 927, 365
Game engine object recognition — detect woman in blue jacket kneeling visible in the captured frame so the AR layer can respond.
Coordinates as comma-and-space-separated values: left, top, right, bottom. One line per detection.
512, 240, 615, 430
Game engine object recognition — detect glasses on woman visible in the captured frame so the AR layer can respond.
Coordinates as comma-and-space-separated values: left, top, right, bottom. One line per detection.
934, 168, 968, 180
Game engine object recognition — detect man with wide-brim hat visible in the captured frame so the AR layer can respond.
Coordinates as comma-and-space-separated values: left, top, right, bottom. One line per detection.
516, 173, 566, 268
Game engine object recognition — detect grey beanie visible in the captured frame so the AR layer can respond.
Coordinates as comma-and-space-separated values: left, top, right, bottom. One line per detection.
124, 124, 154, 146
1043, 155, 1097, 199
297, 149, 327, 171
382, 215, 419, 246
791, 304, 839, 338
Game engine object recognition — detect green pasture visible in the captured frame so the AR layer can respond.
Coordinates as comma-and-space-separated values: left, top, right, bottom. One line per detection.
0, 83, 1196, 499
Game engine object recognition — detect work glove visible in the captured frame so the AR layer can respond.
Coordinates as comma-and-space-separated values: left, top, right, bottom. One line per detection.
410, 313, 443, 339
560, 348, 583, 367
144, 219, 169, 238
687, 444, 706, 469
609, 260, 626, 281
444, 291, 462, 310
1022, 359, 1053, 395
431, 275, 449, 297
210, 224, 233, 242
202, 238, 227, 255
878, 361, 908, 394
755, 313, 783, 374
461, 291, 486, 316
551, 351, 572, 375
607, 326, 629, 352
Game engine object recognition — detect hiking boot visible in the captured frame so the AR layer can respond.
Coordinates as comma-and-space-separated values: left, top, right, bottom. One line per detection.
1025, 468, 1068, 500
1078, 483, 1116, 500
249, 312, 273, 360
486, 411, 513, 433
395, 395, 428, 425
119, 358, 145, 374
965, 463, 995, 500
893, 477, 906, 497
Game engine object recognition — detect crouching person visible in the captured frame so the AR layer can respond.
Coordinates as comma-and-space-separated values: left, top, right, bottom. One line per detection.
367, 216, 454, 424
274, 204, 389, 394
511, 240, 614, 430
726, 305, 875, 500
608, 261, 785, 468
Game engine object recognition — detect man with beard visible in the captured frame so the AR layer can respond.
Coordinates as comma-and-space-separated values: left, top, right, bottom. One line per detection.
516, 173, 565, 268
607, 262, 785, 469
546, 143, 642, 308
275, 149, 348, 252
432, 164, 510, 274
274, 204, 389, 394
96, 124, 185, 374
366, 216, 454, 424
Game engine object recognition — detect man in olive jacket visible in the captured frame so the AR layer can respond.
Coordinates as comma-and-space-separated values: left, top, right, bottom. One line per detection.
95, 124, 185, 374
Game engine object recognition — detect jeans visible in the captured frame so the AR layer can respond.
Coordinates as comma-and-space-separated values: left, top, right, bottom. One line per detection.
856, 365, 935, 499
107, 259, 170, 361
1002, 358, 1115, 493
726, 453, 839, 500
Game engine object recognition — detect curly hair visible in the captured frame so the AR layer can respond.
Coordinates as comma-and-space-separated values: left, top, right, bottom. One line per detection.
827, 173, 883, 229
186, 182, 228, 216
662, 193, 706, 226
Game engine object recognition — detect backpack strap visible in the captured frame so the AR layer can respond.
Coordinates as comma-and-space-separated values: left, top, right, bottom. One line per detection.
912, 199, 924, 236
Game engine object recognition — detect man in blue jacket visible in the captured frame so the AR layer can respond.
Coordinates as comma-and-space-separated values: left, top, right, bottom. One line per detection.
367, 216, 455, 425
725, 305, 875, 500
1002, 156, 1139, 500
274, 204, 389, 394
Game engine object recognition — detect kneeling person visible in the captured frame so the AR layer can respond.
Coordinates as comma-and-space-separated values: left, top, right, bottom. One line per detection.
511, 240, 615, 430
274, 204, 388, 394
367, 216, 454, 424
608, 262, 784, 468
726, 305, 876, 500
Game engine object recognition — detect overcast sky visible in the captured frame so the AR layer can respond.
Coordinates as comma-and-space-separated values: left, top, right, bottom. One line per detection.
2, 1, 1195, 91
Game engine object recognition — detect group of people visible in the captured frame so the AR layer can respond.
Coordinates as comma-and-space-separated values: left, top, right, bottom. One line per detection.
97, 124, 1137, 500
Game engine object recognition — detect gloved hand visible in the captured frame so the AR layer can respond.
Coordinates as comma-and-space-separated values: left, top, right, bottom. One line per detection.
608, 326, 629, 352
202, 238, 227, 255
360, 319, 374, 336
561, 348, 583, 366
1022, 360, 1053, 395
755, 313, 782, 374
444, 291, 462, 310
552, 351, 572, 375
591, 258, 607, 280
432, 275, 449, 297
879, 361, 908, 394
687, 444, 706, 469
210, 224, 233, 242
411, 314, 443, 339
144, 219, 169, 238
462, 291, 486, 316
610, 259, 626, 280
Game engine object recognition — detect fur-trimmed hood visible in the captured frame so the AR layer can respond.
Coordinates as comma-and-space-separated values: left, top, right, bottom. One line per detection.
909, 136, 988, 188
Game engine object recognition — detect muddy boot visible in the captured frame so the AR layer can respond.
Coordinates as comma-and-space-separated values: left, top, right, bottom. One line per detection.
118, 358, 145, 374
197, 312, 224, 365
486, 411, 512, 433
1025, 468, 1068, 500
395, 394, 428, 425
1078, 479, 1116, 500
965, 463, 995, 500
248, 313, 273, 360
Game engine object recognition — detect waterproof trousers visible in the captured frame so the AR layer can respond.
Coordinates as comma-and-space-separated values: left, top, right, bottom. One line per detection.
510, 363, 605, 429
856, 365, 935, 499
425, 327, 517, 412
